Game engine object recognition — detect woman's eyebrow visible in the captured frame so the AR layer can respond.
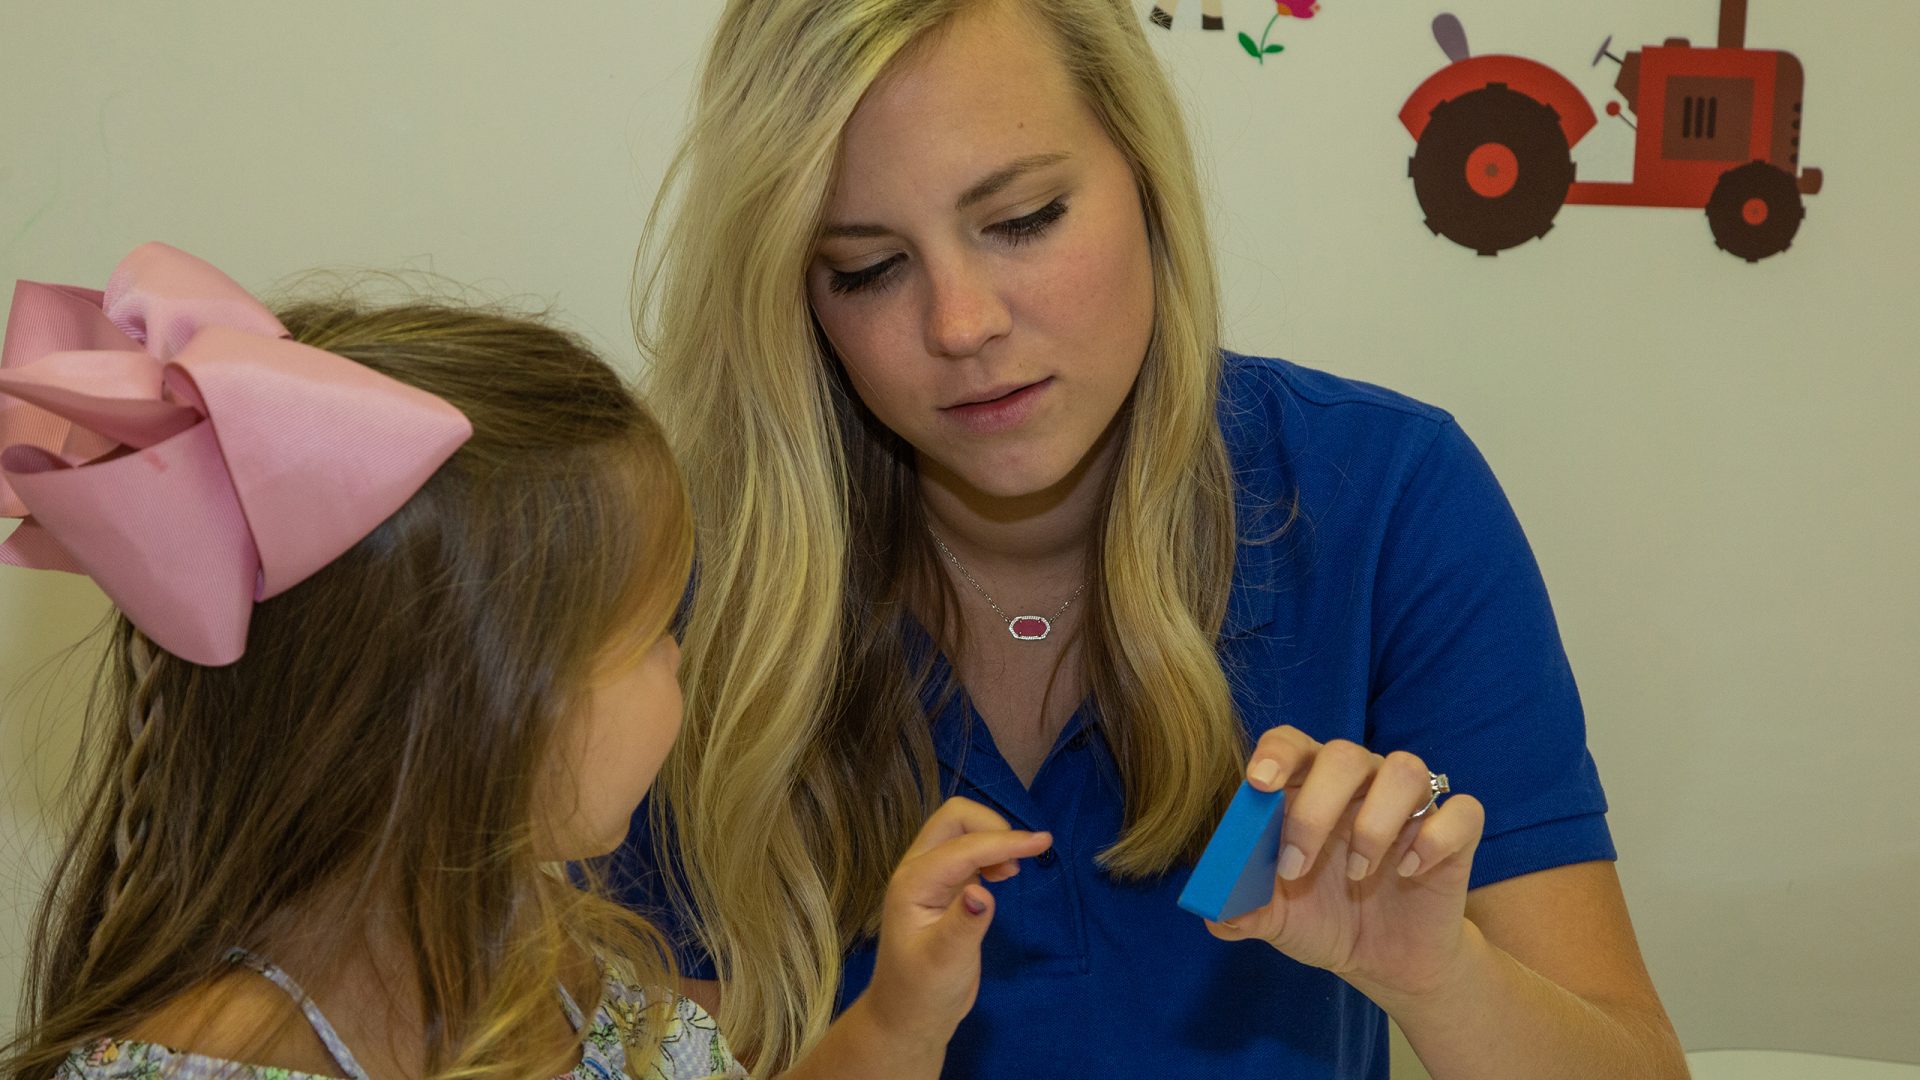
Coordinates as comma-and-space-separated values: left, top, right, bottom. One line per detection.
820, 151, 1072, 239
955, 152, 1071, 210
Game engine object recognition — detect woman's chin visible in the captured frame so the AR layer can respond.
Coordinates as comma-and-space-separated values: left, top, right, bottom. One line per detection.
949, 460, 1079, 503
921, 436, 1104, 506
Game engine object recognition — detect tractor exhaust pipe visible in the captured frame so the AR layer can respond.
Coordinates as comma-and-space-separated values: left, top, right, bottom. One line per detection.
1432, 13, 1470, 63
1719, 0, 1747, 49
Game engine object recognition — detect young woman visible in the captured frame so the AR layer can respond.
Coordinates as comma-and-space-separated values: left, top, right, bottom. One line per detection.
621, 1, 1687, 1077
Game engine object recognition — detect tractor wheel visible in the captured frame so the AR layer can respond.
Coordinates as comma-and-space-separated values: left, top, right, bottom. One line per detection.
1706, 162, 1804, 262
1408, 84, 1575, 256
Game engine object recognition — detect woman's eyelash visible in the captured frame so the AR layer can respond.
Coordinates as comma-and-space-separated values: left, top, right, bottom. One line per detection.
828, 254, 903, 296
825, 199, 1069, 296
991, 198, 1068, 244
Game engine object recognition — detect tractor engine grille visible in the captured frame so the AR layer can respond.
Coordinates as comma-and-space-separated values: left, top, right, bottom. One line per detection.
1663, 75, 1754, 162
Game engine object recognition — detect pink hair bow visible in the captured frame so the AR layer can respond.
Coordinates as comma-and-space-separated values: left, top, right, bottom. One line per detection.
0, 242, 472, 665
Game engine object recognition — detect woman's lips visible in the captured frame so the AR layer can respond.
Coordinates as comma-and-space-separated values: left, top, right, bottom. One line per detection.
940, 377, 1053, 434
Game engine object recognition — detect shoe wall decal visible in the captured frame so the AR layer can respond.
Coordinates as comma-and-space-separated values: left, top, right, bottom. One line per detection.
1147, 0, 1321, 65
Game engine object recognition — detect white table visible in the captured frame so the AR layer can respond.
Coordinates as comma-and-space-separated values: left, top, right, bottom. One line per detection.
1686, 1050, 1920, 1079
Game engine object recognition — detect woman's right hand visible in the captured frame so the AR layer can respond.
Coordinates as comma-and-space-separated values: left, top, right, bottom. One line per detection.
859, 796, 1052, 1052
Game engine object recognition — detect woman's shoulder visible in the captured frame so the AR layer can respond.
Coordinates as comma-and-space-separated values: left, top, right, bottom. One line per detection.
1219, 351, 1454, 434
1215, 352, 1528, 635
1217, 351, 1465, 510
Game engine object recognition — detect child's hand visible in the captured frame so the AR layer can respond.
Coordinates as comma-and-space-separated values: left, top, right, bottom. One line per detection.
779, 799, 1047, 1079
861, 797, 1052, 1050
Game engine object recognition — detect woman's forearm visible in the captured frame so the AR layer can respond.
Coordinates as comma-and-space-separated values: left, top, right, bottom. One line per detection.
1355, 921, 1687, 1080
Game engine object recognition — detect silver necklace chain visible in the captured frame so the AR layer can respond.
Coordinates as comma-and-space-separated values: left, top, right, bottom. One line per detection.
929, 529, 1086, 628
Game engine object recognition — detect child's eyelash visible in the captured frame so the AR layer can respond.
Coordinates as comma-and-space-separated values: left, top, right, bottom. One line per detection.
825, 199, 1069, 296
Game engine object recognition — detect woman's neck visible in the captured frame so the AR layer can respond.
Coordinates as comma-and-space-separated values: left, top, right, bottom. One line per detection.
915, 423, 1119, 778
917, 420, 1120, 582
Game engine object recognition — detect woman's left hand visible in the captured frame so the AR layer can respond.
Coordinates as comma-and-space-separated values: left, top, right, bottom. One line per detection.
1204, 726, 1486, 1003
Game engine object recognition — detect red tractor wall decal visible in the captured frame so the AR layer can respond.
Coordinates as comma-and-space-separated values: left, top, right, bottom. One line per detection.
1400, 0, 1823, 261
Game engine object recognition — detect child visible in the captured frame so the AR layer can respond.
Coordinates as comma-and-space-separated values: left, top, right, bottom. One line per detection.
0, 243, 1049, 1080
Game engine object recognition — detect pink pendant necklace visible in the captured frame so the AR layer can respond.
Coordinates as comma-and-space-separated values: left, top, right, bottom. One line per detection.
930, 529, 1086, 641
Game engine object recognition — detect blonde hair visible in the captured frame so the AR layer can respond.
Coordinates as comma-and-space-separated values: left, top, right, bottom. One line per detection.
5, 301, 694, 1080
636, 0, 1242, 1069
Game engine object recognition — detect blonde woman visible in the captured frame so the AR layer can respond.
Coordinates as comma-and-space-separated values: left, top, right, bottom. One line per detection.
621, 1, 1686, 1077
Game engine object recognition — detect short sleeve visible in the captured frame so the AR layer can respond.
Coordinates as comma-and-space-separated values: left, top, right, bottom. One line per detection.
610, 797, 721, 981
1364, 418, 1614, 889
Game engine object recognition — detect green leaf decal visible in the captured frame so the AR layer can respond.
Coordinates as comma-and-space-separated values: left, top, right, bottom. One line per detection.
1265, 43, 1284, 53
1238, 31, 1260, 57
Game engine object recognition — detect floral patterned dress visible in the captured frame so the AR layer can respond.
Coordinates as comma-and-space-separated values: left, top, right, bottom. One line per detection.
58, 951, 746, 1080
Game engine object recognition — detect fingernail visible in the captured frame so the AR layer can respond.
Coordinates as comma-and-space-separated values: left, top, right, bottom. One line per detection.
1346, 852, 1370, 880
1278, 844, 1306, 880
1397, 850, 1422, 877
1249, 760, 1280, 788
964, 895, 987, 915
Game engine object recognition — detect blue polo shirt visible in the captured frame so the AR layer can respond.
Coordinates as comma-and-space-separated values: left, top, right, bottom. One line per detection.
615, 353, 1613, 1078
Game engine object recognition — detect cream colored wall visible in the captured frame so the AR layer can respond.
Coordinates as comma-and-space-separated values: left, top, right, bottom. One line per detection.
2, 1, 1915, 1072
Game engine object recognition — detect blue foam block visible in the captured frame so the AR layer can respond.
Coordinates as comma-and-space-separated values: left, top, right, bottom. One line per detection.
1177, 780, 1286, 922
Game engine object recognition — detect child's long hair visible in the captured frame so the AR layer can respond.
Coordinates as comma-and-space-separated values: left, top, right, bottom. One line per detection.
4, 299, 693, 1079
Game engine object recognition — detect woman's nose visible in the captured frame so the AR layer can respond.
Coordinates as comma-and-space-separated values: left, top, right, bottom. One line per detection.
923, 254, 1012, 358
